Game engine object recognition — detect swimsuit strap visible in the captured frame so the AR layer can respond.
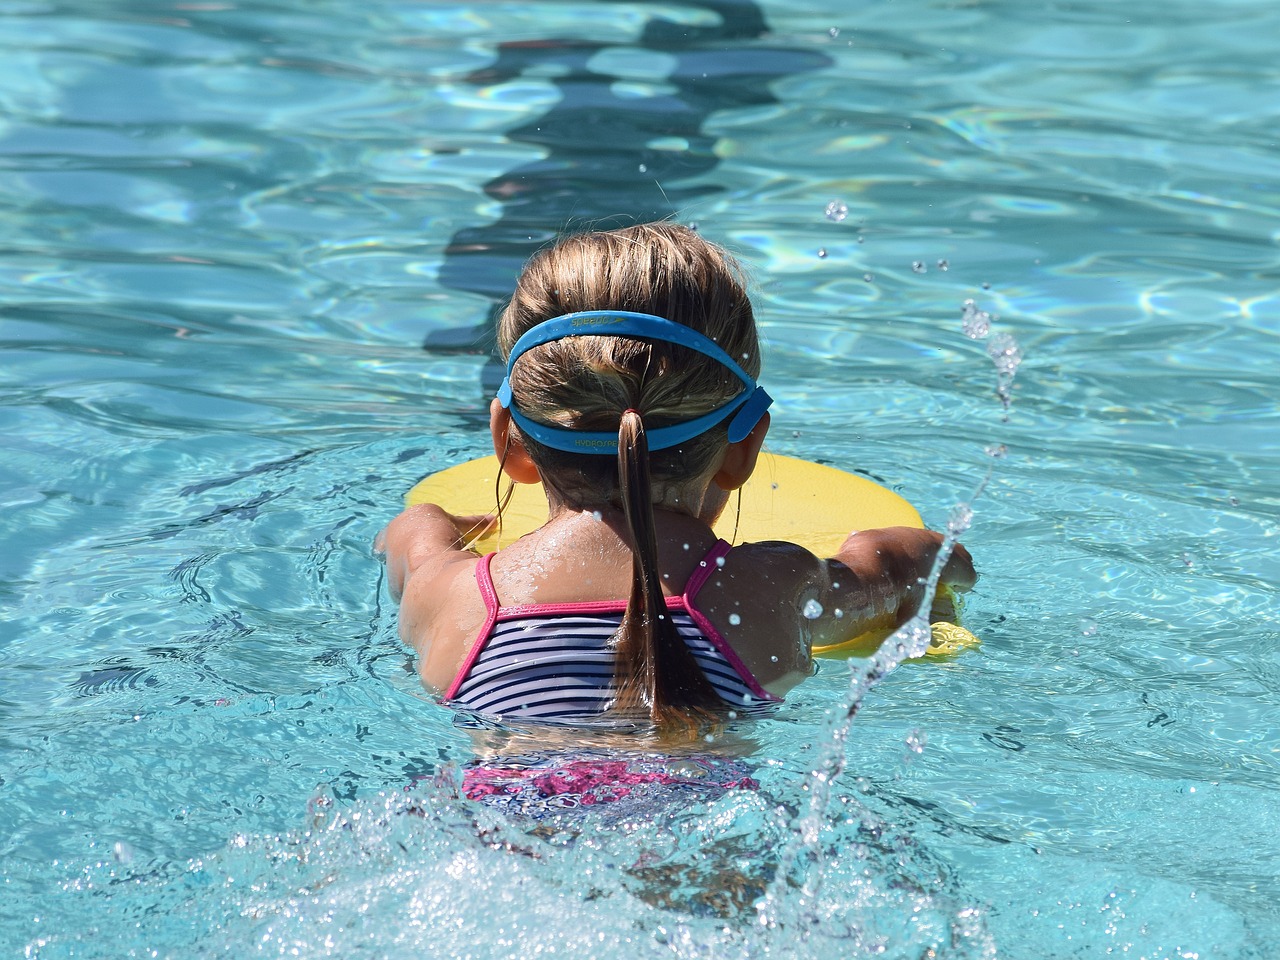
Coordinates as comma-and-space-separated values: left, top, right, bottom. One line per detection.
444, 553, 501, 701
681, 539, 781, 704
683, 539, 734, 603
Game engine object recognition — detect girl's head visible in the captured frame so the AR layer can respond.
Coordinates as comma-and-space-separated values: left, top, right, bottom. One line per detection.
496, 222, 762, 507
492, 222, 768, 736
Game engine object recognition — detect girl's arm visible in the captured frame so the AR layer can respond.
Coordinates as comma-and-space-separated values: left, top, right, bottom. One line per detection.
808, 526, 976, 648
375, 504, 494, 601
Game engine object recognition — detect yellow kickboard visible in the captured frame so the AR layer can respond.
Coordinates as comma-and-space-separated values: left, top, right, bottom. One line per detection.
405, 452, 978, 659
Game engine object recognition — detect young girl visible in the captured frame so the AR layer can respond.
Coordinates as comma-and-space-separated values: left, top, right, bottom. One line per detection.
381, 223, 975, 747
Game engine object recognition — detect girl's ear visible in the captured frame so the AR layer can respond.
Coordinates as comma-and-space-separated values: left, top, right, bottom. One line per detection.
490, 399, 542, 484
712, 412, 770, 491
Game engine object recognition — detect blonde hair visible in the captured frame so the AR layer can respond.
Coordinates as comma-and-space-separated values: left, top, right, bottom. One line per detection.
497, 222, 762, 734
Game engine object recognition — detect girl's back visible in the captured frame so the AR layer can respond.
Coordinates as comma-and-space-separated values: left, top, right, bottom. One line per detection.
381, 222, 974, 735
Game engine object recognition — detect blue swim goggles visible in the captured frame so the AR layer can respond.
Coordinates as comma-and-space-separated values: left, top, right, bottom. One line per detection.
496, 310, 772, 454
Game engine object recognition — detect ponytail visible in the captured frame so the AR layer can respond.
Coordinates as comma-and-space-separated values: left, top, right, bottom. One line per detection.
611, 410, 723, 733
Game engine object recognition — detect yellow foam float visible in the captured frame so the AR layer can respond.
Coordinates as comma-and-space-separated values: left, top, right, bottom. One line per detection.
406, 452, 979, 659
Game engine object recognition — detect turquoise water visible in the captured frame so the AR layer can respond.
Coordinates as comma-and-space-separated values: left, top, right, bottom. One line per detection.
2, 0, 1278, 956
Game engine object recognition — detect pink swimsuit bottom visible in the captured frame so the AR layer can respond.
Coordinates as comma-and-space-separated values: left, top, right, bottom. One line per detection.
461, 751, 759, 818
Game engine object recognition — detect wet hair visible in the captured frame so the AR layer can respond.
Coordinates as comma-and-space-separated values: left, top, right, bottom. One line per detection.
497, 222, 761, 732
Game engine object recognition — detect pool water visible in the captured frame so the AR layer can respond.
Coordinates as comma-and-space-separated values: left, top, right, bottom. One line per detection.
2, 0, 1278, 957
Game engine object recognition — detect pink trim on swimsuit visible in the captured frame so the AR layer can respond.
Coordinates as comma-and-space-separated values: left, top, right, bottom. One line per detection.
444, 552, 500, 700
679, 540, 779, 702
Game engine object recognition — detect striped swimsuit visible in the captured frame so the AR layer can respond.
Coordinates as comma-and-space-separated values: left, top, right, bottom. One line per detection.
445, 540, 781, 721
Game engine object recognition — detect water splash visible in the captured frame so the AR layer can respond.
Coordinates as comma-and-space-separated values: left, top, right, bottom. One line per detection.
986, 333, 1023, 417
752, 308, 1014, 950
961, 299, 1023, 419
754, 491, 991, 953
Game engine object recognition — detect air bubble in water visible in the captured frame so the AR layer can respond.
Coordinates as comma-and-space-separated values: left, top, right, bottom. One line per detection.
729, 613, 741, 626
825, 200, 848, 222
828, 26, 840, 38
985, 443, 1008, 459
905, 728, 928, 754
961, 299, 991, 339
1079, 617, 1099, 637
937, 259, 950, 271
802, 598, 824, 619
864, 273, 875, 282
912, 260, 927, 274
817, 247, 828, 259
638, 163, 647, 173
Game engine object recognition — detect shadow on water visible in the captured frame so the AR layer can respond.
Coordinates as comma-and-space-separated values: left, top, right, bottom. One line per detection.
428, 0, 830, 391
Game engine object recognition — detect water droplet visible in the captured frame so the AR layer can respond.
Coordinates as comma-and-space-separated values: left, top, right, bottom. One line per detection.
961, 299, 991, 339
936, 259, 950, 271
770, 655, 779, 663
987, 332, 1022, 377
985, 443, 1008, 459
1181, 552, 1196, 568
828, 26, 840, 38
982, 281, 992, 290
802, 598, 824, 619
833, 608, 844, 619
1079, 617, 1098, 637
699, 560, 708, 568
817, 247, 828, 259
1227, 495, 1240, 506
638, 163, 647, 173
771, 482, 779, 490
912, 260, 927, 274
948, 502, 973, 536
715, 556, 726, 568
863, 273, 875, 282
592, 510, 602, 521
683, 543, 690, 550
729, 613, 741, 626
824, 200, 848, 222
905, 729, 927, 754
